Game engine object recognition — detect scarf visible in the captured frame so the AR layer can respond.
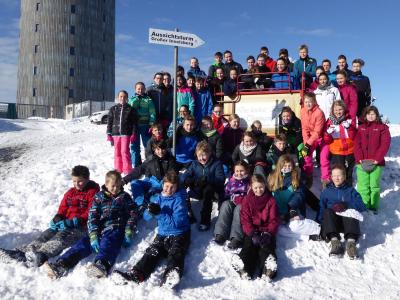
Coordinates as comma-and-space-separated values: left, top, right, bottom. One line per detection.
201, 128, 217, 138
317, 82, 331, 90
329, 114, 346, 125
239, 141, 257, 157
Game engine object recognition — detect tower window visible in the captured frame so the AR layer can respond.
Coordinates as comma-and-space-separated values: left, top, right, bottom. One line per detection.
33, 66, 38, 75
34, 45, 39, 53
69, 89, 74, 98
36, 3, 40, 11
69, 47, 75, 55
33, 88, 37, 97
70, 25, 75, 34
69, 68, 75, 77
71, 5, 76, 14
35, 24, 39, 32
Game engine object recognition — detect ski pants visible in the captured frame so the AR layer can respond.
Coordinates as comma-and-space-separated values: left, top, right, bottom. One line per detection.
321, 208, 360, 241
214, 201, 243, 241
356, 165, 382, 210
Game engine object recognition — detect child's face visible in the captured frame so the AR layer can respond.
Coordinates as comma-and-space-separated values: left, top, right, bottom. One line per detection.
304, 97, 315, 110
183, 120, 195, 133
195, 81, 203, 90
299, 49, 308, 59
187, 78, 194, 87
118, 92, 128, 105
224, 52, 233, 63
276, 60, 286, 72
316, 69, 323, 79
105, 179, 121, 195
257, 57, 265, 67
243, 136, 255, 147
333, 105, 345, 119
215, 55, 222, 64
230, 118, 240, 129
177, 77, 183, 87
281, 111, 292, 124
190, 58, 198, 68
135, 84, 145, 95
154, 147, 167, 158
234, 165, 248, 179
162, 182, 177, 197
154, 74, 163, 85
179, 107, 189, 118
216, 69, 224, 79
275, 140, 286, 151
201, 120, 213, 131
281, 162, 293, 174
331, 169, 346, 187
247, 59, 255, 69
337, 58, 346, 70
163, 75, 171, 86
197, 151, 210, 165
152, 127, 162, 137
336, 74, 346, 86
318, 75, 328, 86
252, 123, 262, 132
322, 61, 331, 72
352, 63, 361, 72
72, 176, 89, 191
252, 181, 265, 197
366, 110, 377, 122
213, 106, 223, 117
230, 70, 237, 80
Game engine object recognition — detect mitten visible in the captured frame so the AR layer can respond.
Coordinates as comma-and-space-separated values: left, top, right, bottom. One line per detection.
251, 231, 261, 246
130, 134, 136, 144
107, 134, 114, 146
148, 203, 161, 216
122, 229, 133, 248
90, 233, 100, 253
184, 177, 195, 188
326, 125, 336, 134
49, 220, 57, 231
342, 120, 351, 129
55, 220, 66, 231
65, 217, 80, 228
332, 202, 347, 213
282, 126, 289, 132
300, 144, 311, 157
259, 232, 273, 248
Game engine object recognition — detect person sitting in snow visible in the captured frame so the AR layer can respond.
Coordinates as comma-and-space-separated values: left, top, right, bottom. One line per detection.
0, 165, 100, 268
111, 171, 190, 289
319, 164, 366, 259
43, 170, 138, 279
144, 122, 165, 161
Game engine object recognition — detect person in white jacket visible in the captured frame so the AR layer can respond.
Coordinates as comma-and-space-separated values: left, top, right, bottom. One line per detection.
313, 72, 341, 118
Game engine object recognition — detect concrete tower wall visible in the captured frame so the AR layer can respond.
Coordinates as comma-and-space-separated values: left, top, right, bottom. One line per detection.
17, 0, 115, 118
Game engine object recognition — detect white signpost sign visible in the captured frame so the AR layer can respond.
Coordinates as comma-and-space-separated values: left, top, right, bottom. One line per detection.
148, 28, 205, 155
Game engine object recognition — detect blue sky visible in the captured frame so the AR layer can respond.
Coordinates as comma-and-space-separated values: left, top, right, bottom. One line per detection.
1, 0, 399, 122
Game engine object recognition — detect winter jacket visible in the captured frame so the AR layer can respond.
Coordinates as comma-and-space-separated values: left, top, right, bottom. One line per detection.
128, 94, 156, 126
177, 86, 195, 116
225, 175, 250, 205
187, 67, 207, 79
349, 71, 371, 116
240, 190, 280, 236
293, 56, 317, 78
208, 62, 224, 78
232, 143, 266, 168
308, 79, 319, 91
212, 113, 229, 135
324, 115, 356, 155
318, 182, 366, 222
150, 189, 190, 236
266, 144, 291, 172
222, 127, 244, 152
265, 57, 277, 74
271, 72, 299, 90
107, 103, 138, 136
354, 121, 391, 166
55, 180, 100, 226
123, 152, 178, 183
172, 126, 202, 164
333, 67, 353, 77
88, 186, 138, 237
271, 173, 306, 216
278, 114, 303, 151
223, 78, 238, 96
146, 84, 173, 121
252, 131, 273, 154
314, 84, 341, 118
145, 135, 164, 160
201, 130, 224, 160
300, 104, 326, 146
208, 77, 225, 103
222, 61, 244, 76
181, 156, 225, 191
338, 83, 358, 121
194, 88, 213, 126
167, 117, 184, 138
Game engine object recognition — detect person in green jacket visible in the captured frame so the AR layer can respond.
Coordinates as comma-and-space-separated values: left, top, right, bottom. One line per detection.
128, 82, 156, 168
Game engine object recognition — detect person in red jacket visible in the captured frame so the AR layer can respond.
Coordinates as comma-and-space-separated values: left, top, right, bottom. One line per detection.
0, 166, 100, 267
354, 106, 391, 213
211, 104, 229, 135
336, 70, 358, 121
300, 92, 328, 187
231, 174, 280, 280
259, 46, 277, 73
324, 100, 357, 186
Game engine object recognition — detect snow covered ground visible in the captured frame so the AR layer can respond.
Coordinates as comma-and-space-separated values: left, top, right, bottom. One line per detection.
0, 117, 399, 300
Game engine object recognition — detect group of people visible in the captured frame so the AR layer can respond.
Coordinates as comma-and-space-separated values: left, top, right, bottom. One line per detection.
0, 44, 391, 287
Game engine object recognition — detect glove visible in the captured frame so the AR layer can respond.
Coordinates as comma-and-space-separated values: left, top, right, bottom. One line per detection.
122, 229, 133, 248
332, 202, 347, 213
254, 77, 259, 84
342, 120, 351, 129
49, 220, 58, 231
300, 144, 311, 157
148, 202, 161, 216
326, 125, 336, 134
258, 232, 273, 248
285, 209, 299, 222
184, 177, 195, 188
130, 134, 136, 144
65, 217, 80, 228
361, 159, 376, 173
90, 233, 100, 253
107, 134, 114, 147
251, 231, 261, 246
55, 220, 66, 231
281, 126, 288, 132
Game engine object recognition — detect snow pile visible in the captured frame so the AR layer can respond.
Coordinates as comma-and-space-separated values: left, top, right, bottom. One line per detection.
0, 118, 399, 299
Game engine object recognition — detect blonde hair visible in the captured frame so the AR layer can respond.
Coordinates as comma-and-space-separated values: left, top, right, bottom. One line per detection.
105, 170, 122, 184
267, 154, 299, 191
196, 141, 212, 155
229, 114, 240, 122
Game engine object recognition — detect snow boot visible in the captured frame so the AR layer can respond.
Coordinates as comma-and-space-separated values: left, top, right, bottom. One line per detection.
231, 254, 250, 279
214, 234, 226, 245
111, 269, 144, 285
25, 250, 48, 267
162, 268, 181, 289
329, 238, 344, 256
346, 239, 358, 259
263, 255, 278, 279
86, 260, 109, 278
43, 261, 69, 279
0, 248, 26, 264
227, 238, 242, 250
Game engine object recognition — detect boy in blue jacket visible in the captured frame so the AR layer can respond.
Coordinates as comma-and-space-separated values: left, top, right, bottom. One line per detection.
319, 165, 366, 259
112, 171, 190, 289
44, 170, 138, 279
193, 77, 213, 127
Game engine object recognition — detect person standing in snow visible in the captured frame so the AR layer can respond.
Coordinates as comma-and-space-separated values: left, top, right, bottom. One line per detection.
43, 170, 138, 279
107, 90, 138, 175
231, 174, 280, 280
0, 166, 99, 268
319, 165, 366, 258
354, 106, 391, 214
349, 58, 372, 118
111, 171, 190, 289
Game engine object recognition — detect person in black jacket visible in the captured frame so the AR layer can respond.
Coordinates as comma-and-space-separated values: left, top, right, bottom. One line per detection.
107, 90, 138, 175
349, 58, 372, 118
145, 123, 165, 161
122, 140, 178, 216
278, 106, 303, 155
250, 120, 273, 154
200, 116, 224, 160
222, 50, 244, 76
